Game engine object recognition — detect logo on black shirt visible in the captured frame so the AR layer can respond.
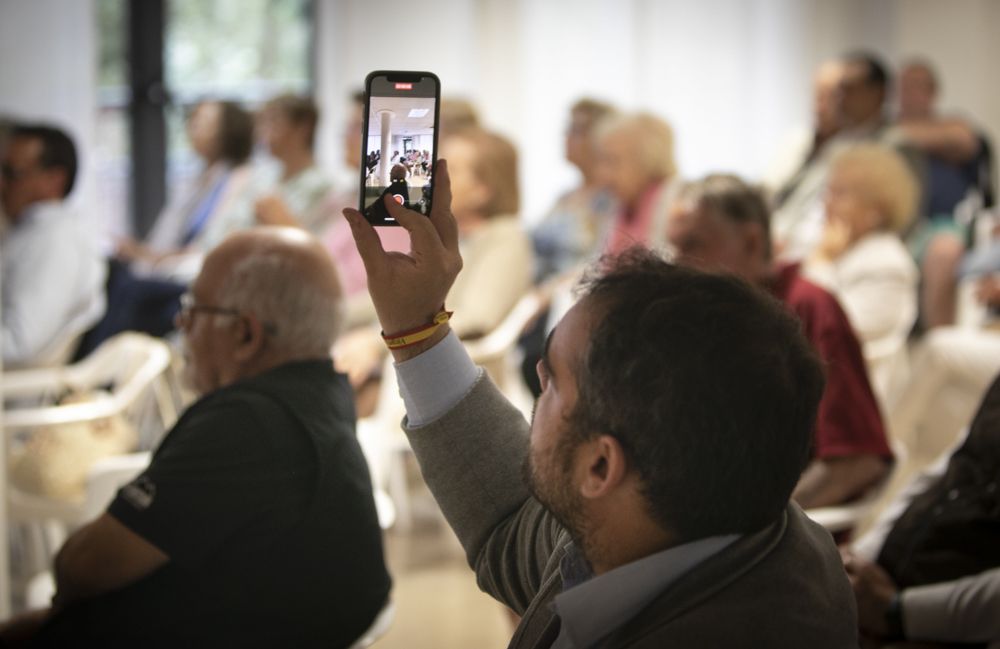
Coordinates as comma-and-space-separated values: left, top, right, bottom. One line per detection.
122, 475, 157, 510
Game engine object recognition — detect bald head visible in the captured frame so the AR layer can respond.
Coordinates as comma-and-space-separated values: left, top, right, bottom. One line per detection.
899, 59, 938, 120
814, 60, 845, 137
206, 227, 344, 358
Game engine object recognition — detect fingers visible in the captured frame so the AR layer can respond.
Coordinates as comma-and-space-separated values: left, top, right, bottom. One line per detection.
343, 207, 387, 275
384, 194, 443, 256
428, 159, 460, 254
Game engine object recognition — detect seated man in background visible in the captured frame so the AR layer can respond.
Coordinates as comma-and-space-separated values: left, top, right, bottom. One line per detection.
896, 58, 991, 330
667, 174, 894, 509
771, 51, 922, 262
0, 123, 106, 367
843, 373, 1000, 648
343, 164, 857, 647
0, 228, 391, 648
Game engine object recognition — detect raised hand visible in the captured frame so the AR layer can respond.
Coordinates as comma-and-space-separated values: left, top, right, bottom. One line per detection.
343, 160, 463, 359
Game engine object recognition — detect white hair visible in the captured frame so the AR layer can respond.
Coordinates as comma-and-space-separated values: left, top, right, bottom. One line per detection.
596, 111, 678, 181
219, 251, 344, 358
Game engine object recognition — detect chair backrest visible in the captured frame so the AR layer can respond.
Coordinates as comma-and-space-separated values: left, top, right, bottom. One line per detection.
3, 333, 174, 430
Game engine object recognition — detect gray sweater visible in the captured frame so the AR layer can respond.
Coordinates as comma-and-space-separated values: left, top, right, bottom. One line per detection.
405, 373, 859, 648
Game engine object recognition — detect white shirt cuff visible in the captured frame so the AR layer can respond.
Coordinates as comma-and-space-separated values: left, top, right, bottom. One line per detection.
394, 330, 481, 427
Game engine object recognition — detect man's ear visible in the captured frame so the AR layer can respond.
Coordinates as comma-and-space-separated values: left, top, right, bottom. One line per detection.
232, 314, 267, 362
577, 434, 629, 501
742, 221, 767, 260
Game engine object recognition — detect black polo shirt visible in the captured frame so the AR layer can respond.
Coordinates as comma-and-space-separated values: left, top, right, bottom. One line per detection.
36, 360, 390, 648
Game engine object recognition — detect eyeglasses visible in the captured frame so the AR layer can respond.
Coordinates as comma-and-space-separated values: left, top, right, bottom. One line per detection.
178, 293, 242, 328
177, 293, 279, 335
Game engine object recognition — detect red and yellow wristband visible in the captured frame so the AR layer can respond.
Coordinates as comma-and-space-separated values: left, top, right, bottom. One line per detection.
381, 309, 453, 350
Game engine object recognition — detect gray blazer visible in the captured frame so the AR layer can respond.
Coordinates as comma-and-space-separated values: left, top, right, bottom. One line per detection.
405, 373, 859, 648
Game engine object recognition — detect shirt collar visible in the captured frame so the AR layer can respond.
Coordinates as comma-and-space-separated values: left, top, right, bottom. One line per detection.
553, 534, 739, 648
7, 199, 63, 231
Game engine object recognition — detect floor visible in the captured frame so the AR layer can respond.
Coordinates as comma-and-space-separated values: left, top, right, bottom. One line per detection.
376, 489, 513, 649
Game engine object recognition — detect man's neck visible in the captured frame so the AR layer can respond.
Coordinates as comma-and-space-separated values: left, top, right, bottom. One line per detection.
583, 496, 676, 575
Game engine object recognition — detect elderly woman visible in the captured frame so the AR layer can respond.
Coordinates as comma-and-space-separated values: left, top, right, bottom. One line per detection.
805, 143, 920, 403
594, 112, 678, 255
116, 100, 255, 275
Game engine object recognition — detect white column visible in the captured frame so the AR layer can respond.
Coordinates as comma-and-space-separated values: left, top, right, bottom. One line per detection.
378, 110, 394, 186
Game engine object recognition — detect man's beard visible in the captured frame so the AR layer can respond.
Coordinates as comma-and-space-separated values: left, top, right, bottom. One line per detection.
523, 403, 588, 549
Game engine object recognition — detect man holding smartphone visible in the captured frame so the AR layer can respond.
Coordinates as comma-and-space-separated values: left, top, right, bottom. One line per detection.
344, 163, 857, 647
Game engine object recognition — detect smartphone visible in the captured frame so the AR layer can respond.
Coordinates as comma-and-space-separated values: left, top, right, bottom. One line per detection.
359, 70, 441, 226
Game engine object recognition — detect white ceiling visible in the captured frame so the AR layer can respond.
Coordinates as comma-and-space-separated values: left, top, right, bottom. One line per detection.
368, 96, 436, 136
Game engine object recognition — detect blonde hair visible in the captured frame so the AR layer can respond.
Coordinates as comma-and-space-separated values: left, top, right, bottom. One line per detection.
596, 112, 677, 182
446, 127, 520, 217
829, 144, 919, 233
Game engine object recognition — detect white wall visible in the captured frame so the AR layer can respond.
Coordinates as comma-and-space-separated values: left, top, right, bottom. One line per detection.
316, 0, 998, 224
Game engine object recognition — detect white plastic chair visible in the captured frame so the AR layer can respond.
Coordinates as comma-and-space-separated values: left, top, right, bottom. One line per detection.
3, 332, 178, 437
3, 333, 177, 583
21, 452, 151, 609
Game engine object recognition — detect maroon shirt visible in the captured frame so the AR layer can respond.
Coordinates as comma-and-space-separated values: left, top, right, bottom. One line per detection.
768, 263, 893, 461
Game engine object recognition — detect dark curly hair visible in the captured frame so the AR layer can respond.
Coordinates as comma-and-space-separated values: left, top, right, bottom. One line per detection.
567, 248, 824, 541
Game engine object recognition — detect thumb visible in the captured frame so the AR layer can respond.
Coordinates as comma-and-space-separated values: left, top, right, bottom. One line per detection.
343, 207, 387, 275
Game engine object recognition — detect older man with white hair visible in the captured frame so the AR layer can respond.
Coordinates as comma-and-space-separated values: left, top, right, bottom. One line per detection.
0, 227, 391, 648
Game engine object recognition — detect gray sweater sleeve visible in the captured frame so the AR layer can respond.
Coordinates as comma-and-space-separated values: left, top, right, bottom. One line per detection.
403, 372, 566, 613
903, 567, 1000, 645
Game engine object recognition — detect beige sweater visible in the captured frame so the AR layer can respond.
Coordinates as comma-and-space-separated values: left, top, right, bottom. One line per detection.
449, 215, 533, 338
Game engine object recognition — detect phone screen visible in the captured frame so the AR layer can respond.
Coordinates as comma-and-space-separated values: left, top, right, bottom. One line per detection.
360, 71, 440, 226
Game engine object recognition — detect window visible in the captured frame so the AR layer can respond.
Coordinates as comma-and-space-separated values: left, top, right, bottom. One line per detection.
95, 0, 313, 237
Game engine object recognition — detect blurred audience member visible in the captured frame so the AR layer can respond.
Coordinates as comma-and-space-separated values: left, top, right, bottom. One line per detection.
1, 123, 106, 367
203, 94, 334, 245
772, 52, 920, 262
531, 98, 618, 283
897, 58, 991, 329
442, 127, 532, 338
0, 227, 391, 647
805, 144, 919, 405
335, 128, 532, 413
438, 97, 480, 140
889, 279, 1000, 463
0, 116, 13, 227
844, 374, 1000, 648
667, 174, 893, 508
596, 112, 678, 254
116, 100, 254, 278
520, 98, 618, 397
766, 60, 846, 202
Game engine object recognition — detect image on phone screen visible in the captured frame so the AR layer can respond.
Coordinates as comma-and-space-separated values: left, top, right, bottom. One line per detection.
361, 71, 440, 225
